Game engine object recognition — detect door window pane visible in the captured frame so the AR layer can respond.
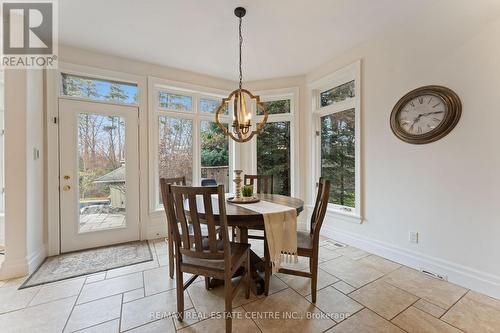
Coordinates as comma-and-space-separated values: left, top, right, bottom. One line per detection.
159, 92, 192, 111
320, 109, 355, 208
258, 99, 290, 115
257, 122, 291, 195
320, 80, 355, 107
200, 121, 229, 191
78, 114, 126, 232
62, 74, 138, 105
158, 116, 193, 202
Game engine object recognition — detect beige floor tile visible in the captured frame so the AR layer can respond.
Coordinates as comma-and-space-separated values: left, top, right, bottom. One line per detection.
77, 272, 143, 304
464, 290, 500, 311
0, 295, 76, 333
105, 260, 159, 279
187, 278, 259, 316
30, 277, 85, 306
413, 299, 447, 318
393, 306, 461, 333
349, 280, 418, 320
121, 288, 192, 331
65, 294, 121, 332
306, 286, 363, 323
0, 284, 41, 314
276, 268, 339, 296
320, 256, 384, 288
127, 317, 176, 333
123, 288, 145, 303
173, 308, 202, 330
382, 267, 467, 309
243, 288, 335, 332
335, 247, 371, 260
76, 319, 120, 333
178, 307, 260, 333
326, 308, 405, 333
85, 272, 106, 284
268, 275, 288, 295
442, 293, 500, 333
144, 265, 176, 296
358, 255, 401, 274
153, 239, 168, 256
318, 247, 342, 262
332, 281, 356, 294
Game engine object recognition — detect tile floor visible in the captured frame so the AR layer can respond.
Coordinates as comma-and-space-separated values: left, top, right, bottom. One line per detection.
0, 237, 498, 333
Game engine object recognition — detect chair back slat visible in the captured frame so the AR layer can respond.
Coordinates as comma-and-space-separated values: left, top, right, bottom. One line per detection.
163, 176, 186, 186
187, 194, 203, 251
244, 174, 273, 194
172, 191, 192, 250
310, 178, 331, 242
162, 184, 228, 263
203, 193, 218, 253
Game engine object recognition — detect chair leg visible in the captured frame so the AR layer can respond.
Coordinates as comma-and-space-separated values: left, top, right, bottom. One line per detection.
175, 263, 184, 321
245, 251, 251, 299
224, 276, 233, 333
310, 257, 318, 303
168, 234, 174, 279
204, 277, 211, 290
263, 236, 271, 296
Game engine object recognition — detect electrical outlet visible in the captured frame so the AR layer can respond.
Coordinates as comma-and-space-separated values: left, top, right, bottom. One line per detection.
409, 231, 418, 243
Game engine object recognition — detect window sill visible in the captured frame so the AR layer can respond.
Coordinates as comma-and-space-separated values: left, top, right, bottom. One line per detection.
325, 207, 362, 224
306, 204, 362, 224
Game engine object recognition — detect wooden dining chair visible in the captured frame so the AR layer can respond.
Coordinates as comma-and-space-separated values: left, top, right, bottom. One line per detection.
161, 176, 186, 279
264, 178, 330, 302
161, 183, 251, 333
244, 174, 273, 194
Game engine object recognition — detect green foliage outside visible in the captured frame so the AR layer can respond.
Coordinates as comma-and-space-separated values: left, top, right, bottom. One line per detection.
200, 122, 228, 167
321, 109, 355, 207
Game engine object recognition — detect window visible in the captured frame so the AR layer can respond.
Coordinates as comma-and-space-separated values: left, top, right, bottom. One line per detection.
312, 61, 360, 217
61, 73, 138, 105
257, 120, 291, 195
159, 92, 192, 111
151, 81, 232, 210
320, 109, 355, 207
200, 121, 229, 191
255, 92, 297, 196
320, 80, 355, 107
158, 116, 193, 186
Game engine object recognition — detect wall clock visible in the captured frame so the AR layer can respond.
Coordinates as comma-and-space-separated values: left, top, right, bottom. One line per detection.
390, 85, 461, 144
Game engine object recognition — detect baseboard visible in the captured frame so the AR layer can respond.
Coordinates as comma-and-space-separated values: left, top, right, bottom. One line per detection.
0, 257, 28, 280
321, 223, 500, 300
27, 244, 47, 274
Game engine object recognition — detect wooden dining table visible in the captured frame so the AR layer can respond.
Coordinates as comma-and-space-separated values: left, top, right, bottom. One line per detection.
187, 192, 304, 295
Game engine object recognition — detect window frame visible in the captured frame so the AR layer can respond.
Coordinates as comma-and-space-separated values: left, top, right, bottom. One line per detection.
251, 87, 299, 197
311, 61, 361, 220
149, 77, 234, 212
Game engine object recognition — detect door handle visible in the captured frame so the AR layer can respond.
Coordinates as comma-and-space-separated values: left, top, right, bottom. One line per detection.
63, 185, 71, 191
64, 175, 70, 180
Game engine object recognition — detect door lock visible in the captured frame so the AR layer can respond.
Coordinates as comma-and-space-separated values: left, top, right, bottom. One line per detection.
63, 175, 70, 180
63, 185, 71, 191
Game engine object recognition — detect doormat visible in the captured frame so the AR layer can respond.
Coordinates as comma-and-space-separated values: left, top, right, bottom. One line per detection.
19, 241, 153, 289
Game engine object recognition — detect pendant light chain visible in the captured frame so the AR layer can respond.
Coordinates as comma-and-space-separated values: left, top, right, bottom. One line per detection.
239, 16, 243, 90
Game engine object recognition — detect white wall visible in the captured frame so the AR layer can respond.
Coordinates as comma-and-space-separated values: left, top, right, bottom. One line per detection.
0, 69, 45, 279
305, 0, 500, 298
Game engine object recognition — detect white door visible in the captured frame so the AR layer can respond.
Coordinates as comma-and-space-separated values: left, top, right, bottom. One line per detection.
59, 99, 140, 252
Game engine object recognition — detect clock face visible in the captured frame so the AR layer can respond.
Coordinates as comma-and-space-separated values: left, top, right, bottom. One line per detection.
397, 94, 447, 135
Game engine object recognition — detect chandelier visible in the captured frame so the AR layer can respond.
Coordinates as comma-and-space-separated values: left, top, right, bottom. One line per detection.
215, 7, 268, 143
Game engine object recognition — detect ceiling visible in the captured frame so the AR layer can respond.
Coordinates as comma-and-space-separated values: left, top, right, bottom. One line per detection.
60, 0, 435, 81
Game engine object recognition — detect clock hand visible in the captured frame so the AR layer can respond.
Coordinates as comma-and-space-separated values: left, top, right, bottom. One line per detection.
419, 111, 445, 117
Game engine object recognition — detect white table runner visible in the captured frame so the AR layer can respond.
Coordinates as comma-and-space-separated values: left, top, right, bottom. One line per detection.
233, 199, 298, 272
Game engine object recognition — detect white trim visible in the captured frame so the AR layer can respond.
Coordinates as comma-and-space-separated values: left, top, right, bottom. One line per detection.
319, 220, 500, 300
305, 204, 362, 224
27, 244, 47, 274
309, 60, 362, 217
46, 62, 148, 255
